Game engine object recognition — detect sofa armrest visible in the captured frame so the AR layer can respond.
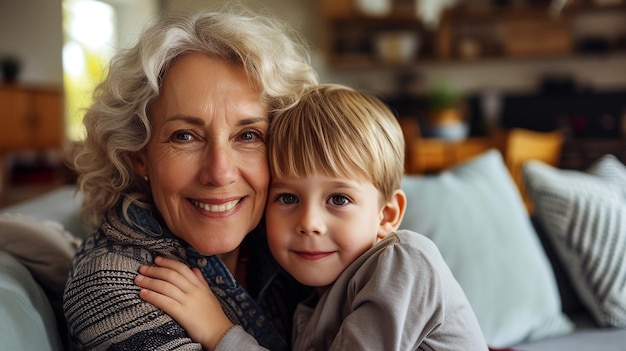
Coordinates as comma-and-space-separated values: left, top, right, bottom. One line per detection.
0, 185, 86, 350
0, 251, 63, 351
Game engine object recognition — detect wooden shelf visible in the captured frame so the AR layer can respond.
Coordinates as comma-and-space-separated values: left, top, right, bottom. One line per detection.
446, 2, 626, 19
321, 0, 626, 68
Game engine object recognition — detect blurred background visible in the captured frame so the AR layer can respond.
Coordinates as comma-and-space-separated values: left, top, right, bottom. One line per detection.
1, 0, 625, 205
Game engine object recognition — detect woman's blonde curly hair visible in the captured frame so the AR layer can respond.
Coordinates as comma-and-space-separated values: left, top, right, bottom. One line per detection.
70, 7, 318, 229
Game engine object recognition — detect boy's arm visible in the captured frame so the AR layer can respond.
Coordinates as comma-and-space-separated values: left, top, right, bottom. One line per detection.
136, 256, 234, 350
136, 256, 270, 351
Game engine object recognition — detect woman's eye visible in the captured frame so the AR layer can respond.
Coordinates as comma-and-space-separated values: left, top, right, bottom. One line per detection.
239, 130, 263, 142
328, 195, 350, 206
277, 193, 298, 205
171, 131, 194, 142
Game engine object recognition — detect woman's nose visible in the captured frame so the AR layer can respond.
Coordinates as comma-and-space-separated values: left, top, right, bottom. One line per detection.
199, 143, 238, 186
297, 204, 326, 236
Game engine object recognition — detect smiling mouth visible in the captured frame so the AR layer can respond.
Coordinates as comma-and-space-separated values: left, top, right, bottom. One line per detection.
295, 251, 333, 261
191, 199, 240, 213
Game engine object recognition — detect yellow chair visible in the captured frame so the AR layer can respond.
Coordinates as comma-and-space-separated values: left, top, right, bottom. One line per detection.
501, 128, 564, 213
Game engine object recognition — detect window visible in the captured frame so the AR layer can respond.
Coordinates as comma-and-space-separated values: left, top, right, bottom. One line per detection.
62, 0, 158, 141
62, 0, 115, 141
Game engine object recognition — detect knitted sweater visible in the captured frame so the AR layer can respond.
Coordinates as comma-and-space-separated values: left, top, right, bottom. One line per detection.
63, 202, 302, 350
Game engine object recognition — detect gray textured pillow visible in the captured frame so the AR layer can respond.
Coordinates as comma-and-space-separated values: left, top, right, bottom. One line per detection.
400, 150, 573, 347
0, 213, 82, 303
524, 155, 626, 327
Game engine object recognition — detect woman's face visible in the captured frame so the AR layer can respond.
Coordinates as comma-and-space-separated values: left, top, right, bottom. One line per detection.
134, 53, 269, 255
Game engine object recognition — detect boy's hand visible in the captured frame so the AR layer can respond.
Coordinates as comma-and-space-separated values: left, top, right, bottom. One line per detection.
135, 256, 234, 350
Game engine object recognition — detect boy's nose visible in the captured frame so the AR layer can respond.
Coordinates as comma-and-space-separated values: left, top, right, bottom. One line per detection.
297, 205, 326, 236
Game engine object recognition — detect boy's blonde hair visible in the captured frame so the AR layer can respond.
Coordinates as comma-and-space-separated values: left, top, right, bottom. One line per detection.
268, 84, 405, 201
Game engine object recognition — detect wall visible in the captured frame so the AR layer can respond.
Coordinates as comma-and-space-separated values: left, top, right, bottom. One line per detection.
159, 0, 327, 78
105, 0, 160, 49
0, 0, 64, 86
160, 0, 320, 45
327, 54, 626, 96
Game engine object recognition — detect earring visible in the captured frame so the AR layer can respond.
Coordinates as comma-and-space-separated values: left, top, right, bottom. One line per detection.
144, 175, 149, 182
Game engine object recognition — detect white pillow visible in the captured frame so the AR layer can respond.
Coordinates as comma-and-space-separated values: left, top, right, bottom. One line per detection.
524, 154, 626, 327
400, 149, 573, 347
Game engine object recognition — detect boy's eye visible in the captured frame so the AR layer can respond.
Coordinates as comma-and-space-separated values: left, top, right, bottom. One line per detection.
328, 195, 350, 206
277, 193, 298, 205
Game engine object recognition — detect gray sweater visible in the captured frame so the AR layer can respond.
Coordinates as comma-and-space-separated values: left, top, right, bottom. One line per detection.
219, 230, 489, 351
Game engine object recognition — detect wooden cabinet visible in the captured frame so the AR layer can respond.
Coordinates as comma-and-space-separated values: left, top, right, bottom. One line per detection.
0, 84, 65, 207
321, 0, 626, 68
0, 84, 64, 153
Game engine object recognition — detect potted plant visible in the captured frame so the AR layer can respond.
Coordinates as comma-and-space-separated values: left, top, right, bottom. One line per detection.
1, 55, 22, 83
424, 82, 468, 140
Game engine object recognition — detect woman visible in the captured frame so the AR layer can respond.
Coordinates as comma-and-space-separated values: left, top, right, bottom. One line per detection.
62, 8, 317, 351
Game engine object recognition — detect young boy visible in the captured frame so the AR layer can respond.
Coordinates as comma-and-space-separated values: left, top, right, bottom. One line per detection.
135, 84, 488, 350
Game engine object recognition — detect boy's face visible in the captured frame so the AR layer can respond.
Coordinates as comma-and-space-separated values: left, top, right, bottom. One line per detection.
266, 175, 387, 287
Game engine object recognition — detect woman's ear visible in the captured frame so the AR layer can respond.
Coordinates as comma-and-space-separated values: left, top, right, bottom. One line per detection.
132, 150, 149, 178
377, 189, 407, 240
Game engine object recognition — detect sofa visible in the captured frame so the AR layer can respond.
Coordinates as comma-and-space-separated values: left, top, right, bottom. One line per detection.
1, 149, 625, 350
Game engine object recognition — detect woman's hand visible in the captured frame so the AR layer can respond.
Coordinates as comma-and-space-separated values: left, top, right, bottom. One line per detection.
135, 256, 234, 350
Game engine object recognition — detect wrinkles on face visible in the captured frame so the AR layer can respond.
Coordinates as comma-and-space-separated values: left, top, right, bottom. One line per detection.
137, 53, 270, 256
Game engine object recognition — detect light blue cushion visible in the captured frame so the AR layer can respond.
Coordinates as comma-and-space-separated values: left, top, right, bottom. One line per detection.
0, 251, 63, 351
524, 154, 626, 327
400, 149, 573, 347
